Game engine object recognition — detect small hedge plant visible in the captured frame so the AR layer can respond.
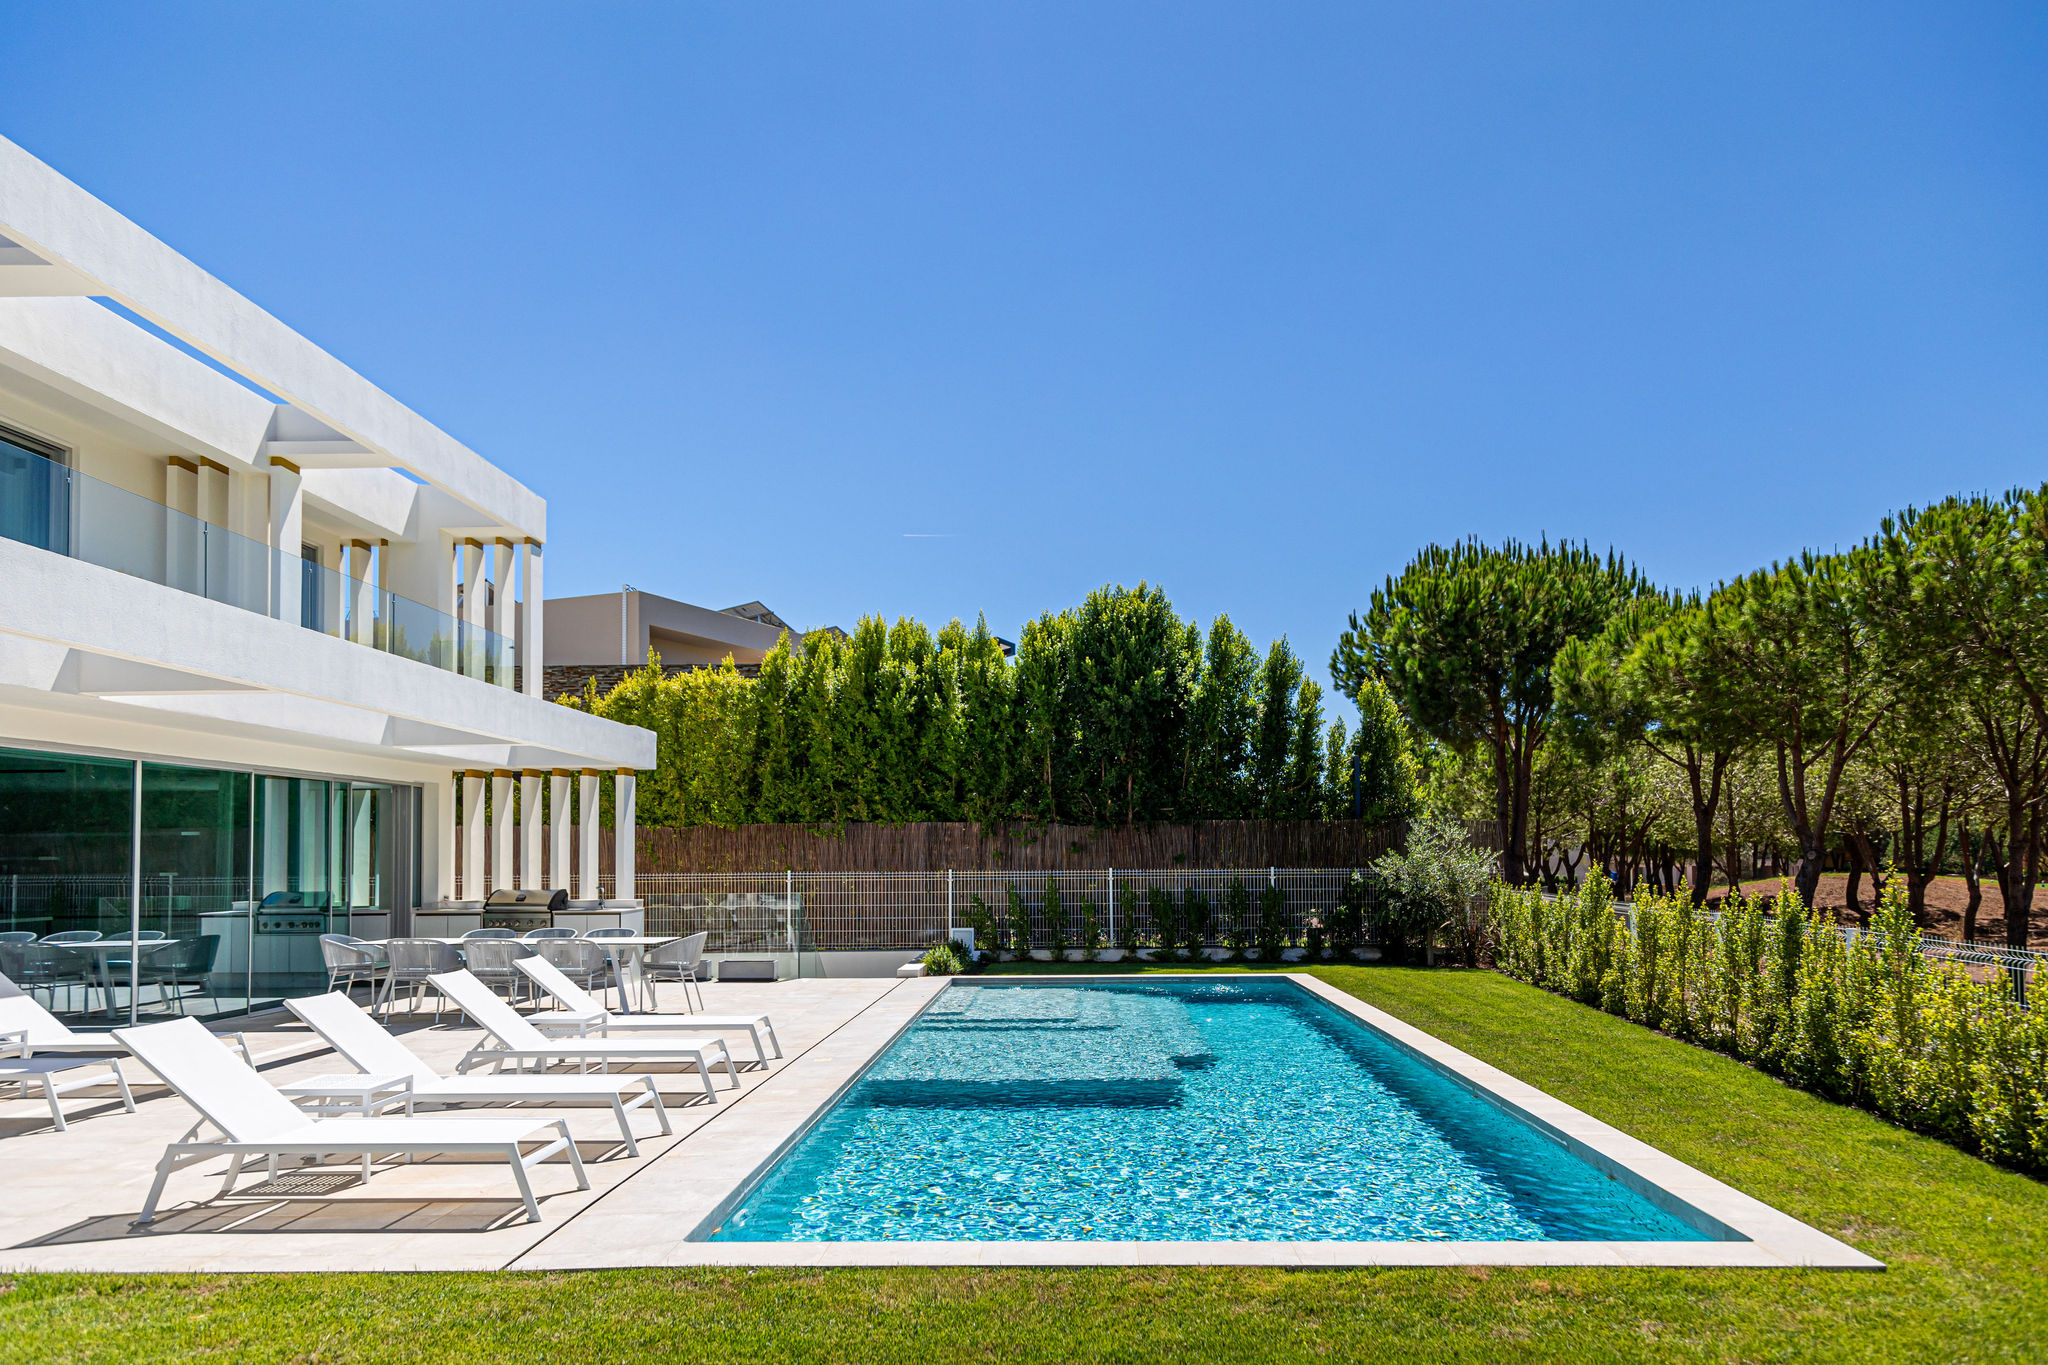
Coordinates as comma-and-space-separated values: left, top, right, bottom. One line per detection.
1492, 876, 2048, 1174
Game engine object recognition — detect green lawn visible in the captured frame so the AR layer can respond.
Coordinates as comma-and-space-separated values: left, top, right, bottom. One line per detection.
4, 965, 2044, 1364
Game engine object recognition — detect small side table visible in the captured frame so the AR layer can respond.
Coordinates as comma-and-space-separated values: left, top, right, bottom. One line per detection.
276, 1073, 415, 1181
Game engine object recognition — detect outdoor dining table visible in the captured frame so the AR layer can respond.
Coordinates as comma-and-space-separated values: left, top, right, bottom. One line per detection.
60, 939, 183, 1019
367, 936, 676, 1016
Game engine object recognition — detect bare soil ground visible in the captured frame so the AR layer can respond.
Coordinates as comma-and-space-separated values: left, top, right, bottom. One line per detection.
1706, 873, 2048, 948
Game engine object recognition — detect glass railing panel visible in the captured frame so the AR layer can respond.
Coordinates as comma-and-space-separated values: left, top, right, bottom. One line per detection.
302, 553, 515, 687
5, 442, 271, 616
382, 587, 458, 670
1, 440, 518, 686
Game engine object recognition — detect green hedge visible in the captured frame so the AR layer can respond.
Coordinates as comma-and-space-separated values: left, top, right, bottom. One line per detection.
1490, 877, 2048, 1173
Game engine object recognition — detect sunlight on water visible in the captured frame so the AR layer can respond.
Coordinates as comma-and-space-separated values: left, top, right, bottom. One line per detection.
710, 979, 1711, 1243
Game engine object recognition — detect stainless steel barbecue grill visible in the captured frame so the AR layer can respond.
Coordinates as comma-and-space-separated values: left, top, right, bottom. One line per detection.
481, 888, 568, 933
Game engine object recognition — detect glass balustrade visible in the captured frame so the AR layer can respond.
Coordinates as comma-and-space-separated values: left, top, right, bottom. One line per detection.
300, 555, 514, 685
0, 440, 516, 686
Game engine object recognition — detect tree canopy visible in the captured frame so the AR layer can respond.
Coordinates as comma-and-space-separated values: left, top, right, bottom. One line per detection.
1331, 538, 1650, 883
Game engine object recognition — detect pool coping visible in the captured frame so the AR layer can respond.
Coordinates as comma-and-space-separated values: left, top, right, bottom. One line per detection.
667, 972, 1882, 1270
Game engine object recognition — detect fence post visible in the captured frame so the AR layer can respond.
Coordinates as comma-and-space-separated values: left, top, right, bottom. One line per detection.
947, 869, 954, 935
1108, 867, 1115, 946
786, 869, 795, 956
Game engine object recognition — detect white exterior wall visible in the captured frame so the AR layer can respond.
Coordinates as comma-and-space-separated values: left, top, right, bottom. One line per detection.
0, 134, 654, 917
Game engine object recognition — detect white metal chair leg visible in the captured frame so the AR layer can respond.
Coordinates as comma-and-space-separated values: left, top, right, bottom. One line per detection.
138, 1149, 181, 1224
609, 1095, 639, 1157
561, 1120, 590, 1190
507, 1144, 543, 1222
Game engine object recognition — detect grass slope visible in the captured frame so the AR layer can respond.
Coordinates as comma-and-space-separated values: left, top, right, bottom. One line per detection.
3, 966, 2043, 1364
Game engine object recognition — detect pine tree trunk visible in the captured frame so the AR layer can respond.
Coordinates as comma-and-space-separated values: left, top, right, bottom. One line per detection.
1960, 823, 1983, 941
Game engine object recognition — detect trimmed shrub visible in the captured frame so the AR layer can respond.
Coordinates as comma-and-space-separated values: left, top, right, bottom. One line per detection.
921, 940, 968, 976
1223, 878, 1253, 958
1043, 877, 1070, 960
1257, 885, 1288, 959
1492, 876, 2048, 1175
1181, 886, 1212, 956
1005, 882, 1032, 957
1115, 886, 1141, 955
1149, 886, 1180, 957
963, 893, 1003, 957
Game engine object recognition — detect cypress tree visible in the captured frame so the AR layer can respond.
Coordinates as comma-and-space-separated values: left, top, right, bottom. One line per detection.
1250, 639, 1305, 816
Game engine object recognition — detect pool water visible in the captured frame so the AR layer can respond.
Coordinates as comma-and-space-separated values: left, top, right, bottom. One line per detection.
709, 979, 1713, 1243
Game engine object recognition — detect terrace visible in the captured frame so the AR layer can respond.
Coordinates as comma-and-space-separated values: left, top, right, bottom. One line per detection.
0, 966, 1869, 1273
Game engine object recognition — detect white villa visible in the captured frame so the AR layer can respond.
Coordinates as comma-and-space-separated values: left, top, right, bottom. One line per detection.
0, 135, 655, 1027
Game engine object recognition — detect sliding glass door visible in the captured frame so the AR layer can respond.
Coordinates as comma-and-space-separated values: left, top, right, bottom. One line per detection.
0, 743, 416, 1029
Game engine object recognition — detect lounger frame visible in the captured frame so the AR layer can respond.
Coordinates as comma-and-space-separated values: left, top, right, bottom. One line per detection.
431, 971, 741, 1098
513, 956, 784, 1061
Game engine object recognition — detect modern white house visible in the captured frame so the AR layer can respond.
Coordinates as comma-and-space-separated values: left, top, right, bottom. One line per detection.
0, 136, 656, 1026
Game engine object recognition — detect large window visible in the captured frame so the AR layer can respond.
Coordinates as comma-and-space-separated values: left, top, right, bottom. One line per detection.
139, 762, 257, 1021
0, 424, 70, 557
0, 743, 416, 1029
0, 746, 132, 938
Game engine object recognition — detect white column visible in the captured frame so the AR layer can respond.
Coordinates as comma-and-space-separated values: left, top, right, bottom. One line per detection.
198, 459, 230, 525
490, 770, 515, 894
165, 457, 199, 593
268, 460, 303, 624
346, 540, 376, 645
374, 539, 390, 651
459, 539, 485, 678
577, 770, 601, 902
548, 771, 572, 891
520, 540, 544, 698
427, 777, 456, 905
319, 537, 344, 637
226, 465, 252, 609
461, 771, 486, 901
197, 459, 229, 602
519, 770, 543, 889
491, 539, 516, 688
613, 769, 637, 903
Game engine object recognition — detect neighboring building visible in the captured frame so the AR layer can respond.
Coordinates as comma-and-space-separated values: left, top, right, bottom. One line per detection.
543, 589, 1011, 700
0, 136, 655, 1026
542, 587, 806, 698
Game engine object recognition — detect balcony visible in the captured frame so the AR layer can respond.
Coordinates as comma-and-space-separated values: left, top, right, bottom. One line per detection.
0, 440, 515, 686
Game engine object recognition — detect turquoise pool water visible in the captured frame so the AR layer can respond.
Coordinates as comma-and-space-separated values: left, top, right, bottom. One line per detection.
709, 979, 1713, 1243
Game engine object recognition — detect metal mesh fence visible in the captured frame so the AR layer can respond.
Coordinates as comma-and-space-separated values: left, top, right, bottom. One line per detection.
1606, 899, 2042, 1002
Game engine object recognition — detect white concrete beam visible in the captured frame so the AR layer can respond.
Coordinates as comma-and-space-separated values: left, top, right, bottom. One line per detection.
0, 136, 546, 538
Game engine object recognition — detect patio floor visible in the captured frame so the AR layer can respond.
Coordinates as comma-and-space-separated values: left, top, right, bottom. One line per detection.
0, 975, 944, 1272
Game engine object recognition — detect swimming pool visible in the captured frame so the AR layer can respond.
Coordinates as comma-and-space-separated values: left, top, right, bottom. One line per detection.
709, 978, 1713, 1243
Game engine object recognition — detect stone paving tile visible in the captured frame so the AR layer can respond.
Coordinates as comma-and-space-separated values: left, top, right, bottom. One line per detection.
508, 976, 944, 1268
0, 978, 906, 1272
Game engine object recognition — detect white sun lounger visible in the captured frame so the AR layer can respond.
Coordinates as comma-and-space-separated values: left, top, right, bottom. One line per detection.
285, 992, 673, 1156
0, 971, 252, 1064
430, 970, 740, 1098
513, 955, 782, 1062
0, 1028, 136, 1130
115, 1016, 590, 1224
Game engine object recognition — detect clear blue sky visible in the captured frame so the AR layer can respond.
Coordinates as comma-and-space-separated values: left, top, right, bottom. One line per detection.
6, 4, 2045, 720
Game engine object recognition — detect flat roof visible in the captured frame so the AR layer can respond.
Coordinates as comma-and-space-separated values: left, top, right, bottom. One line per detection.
0, 135, 544, 539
